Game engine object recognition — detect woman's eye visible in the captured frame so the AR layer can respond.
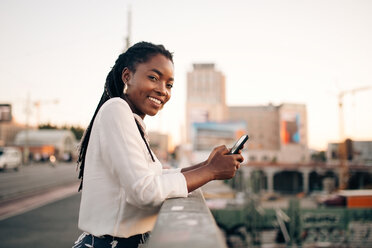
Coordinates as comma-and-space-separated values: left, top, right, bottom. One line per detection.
149, 76, 158, 81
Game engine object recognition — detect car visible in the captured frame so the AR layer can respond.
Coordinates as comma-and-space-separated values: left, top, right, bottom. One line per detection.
0, 147, 22, 171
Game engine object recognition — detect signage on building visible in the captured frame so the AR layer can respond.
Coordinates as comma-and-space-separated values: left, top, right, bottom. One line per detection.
280, 112, 300, 144
192, 121, 246, 151
190, 109, 209, 123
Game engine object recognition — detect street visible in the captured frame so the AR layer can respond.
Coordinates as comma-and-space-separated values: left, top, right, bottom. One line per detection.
0, 162, 82, 247
0, 193, 81, 248
0, 162, 78, 202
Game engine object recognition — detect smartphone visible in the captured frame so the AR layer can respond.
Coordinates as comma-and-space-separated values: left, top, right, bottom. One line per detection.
229, 134, 249, 154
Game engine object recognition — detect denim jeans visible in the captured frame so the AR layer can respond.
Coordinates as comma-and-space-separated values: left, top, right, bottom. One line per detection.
72, 232, 150, 248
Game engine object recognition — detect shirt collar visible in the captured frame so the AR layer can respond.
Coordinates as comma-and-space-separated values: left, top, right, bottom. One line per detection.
133, 114, 146, 130
133, 113, 149, 141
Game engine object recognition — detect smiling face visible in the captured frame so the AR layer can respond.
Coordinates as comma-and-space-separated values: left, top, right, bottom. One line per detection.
122, 53, 174, 119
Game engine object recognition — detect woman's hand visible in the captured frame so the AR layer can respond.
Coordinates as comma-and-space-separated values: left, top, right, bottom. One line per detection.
182, 145, 244, 193
205, 145, 244, 180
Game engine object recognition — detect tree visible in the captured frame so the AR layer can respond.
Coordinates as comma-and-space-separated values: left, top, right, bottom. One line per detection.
311, 151, 326, 162
69, 126, 85, 140
39, 123, 85, 140
38, 123, 58, 129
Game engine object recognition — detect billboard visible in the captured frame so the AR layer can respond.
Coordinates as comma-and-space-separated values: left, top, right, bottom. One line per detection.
280, 112, 300, 144
0, 104, 12, 122
189, 109, 209, 123
192, 121, 247, 151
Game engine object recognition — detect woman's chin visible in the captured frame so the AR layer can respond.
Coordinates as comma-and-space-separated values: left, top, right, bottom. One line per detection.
146, 110, 159, 116
147, 106, 163, 116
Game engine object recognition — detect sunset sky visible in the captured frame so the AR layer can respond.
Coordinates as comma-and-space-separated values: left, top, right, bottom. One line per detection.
1, 0, 371, 150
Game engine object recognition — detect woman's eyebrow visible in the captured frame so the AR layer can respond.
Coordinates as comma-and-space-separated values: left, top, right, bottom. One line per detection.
151, 69, 174, 81
150, 69, 163, 76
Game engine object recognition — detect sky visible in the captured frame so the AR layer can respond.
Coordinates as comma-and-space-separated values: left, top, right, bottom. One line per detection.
1, 0, 372, 150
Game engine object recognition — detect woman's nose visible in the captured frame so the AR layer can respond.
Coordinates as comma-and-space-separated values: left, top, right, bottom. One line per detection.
156, 82, 167, 95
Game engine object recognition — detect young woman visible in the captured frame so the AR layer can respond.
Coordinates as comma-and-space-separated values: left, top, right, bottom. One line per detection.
73, 41, 244, 248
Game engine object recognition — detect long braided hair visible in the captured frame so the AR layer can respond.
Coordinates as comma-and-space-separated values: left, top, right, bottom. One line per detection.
77, 41, 173, 191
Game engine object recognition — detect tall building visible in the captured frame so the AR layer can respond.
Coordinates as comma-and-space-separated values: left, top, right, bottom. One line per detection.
186, 63, 227, 142
229, 103, 309, 163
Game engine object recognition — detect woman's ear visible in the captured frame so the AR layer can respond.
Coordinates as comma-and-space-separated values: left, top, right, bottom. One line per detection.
121, 67, 131, 85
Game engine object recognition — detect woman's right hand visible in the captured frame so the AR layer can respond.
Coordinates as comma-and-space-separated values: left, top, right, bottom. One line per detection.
182, 145, 244, 193
205, 145, 244, 180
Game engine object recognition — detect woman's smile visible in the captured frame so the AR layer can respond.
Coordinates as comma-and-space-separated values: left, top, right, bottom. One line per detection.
148, 96, 162, 106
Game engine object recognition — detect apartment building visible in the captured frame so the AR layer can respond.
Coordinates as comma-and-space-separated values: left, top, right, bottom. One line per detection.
229, 103, 309, 163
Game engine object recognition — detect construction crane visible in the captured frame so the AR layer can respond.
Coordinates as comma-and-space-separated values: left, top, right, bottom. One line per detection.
337, 85, 372, 189
338, 85, 372, 141
33, 99, 59, 127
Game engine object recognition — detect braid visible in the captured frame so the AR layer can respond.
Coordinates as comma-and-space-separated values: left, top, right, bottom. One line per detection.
77, 41, 173, 191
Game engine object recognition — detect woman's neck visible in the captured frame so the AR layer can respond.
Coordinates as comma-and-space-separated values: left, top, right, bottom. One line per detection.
120, 93, 146, 119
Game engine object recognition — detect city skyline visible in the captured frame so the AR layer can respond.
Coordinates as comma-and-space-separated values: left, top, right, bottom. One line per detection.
1, 0, 372, 150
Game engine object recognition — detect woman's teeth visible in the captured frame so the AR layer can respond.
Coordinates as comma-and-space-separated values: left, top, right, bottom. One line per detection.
149, 97, 161, 105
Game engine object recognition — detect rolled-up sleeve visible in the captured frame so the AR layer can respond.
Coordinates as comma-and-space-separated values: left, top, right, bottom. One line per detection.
97, 100, 188, 208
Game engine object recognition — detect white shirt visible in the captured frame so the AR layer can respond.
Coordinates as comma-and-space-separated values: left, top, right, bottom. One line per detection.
78, 98, 188, 238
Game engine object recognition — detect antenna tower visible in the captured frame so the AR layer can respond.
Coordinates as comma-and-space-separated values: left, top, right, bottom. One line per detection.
125, 6, 132, 51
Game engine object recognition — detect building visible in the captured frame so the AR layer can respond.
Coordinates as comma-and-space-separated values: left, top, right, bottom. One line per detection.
14, 129, 78, 161
353, 141, 372, 164
0, 103, 28, 147
229, 103, 309, 163
0, 121, 28, 147
186, 63, 227, 142
327, 140, 372, 165
148, 131, 169, 163
185, 64, 308, 163
229, 104, 280, 151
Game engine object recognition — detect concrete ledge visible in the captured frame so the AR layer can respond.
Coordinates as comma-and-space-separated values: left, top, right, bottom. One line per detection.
146, 189, 227, 248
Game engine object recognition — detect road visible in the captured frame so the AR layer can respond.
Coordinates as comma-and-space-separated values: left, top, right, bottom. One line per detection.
0, 161, 78, 202
0, 162, 82, 247
0, 193, 81, 248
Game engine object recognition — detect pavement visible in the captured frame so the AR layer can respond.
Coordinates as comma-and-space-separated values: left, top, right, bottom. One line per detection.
0, 192, 81, 248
